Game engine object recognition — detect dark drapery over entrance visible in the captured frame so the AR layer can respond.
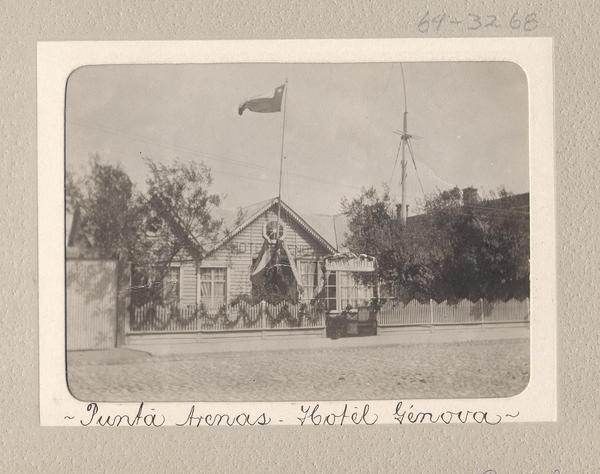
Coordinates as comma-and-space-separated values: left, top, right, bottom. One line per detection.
250, 238, 304, 303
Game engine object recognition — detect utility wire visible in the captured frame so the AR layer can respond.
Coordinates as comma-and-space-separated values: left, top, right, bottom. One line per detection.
71, 118, 267, 173
388, 139, 403, 188
406, 138, 427, 199
69, 118, 364, 191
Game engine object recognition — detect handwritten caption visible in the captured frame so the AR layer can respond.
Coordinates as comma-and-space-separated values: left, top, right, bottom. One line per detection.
65, 401, 521, 427
417, 10, 539, 33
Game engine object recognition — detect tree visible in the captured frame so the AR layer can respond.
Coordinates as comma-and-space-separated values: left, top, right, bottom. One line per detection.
66, 154, 142, 259
342, 186, 530, 303
428, 187, 530, 301
67, 155, 224, 304
133, 157, 223, 303
342, 187, 438, 302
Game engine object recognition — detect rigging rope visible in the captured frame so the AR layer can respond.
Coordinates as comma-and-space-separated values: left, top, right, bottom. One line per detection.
406, 138, 427, 199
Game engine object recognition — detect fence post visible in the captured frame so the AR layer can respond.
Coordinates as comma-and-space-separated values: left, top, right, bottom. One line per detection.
429, 298, 434, 331
480, 298, 484, 328
261, 300, 266, 338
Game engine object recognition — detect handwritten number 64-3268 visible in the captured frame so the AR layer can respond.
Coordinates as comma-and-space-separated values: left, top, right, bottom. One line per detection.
417, 11, 538, 33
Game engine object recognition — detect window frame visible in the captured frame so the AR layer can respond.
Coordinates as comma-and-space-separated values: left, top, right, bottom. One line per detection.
325, 271, 338, 312
328, 271, 375, 312
197, 266, 229, 309
296, 258, 320, 303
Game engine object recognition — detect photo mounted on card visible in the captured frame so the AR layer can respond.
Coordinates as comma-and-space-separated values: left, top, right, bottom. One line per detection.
38, 38, 555, 426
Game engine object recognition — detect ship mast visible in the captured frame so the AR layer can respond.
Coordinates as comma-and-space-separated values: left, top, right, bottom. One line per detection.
395, 64, 410, 226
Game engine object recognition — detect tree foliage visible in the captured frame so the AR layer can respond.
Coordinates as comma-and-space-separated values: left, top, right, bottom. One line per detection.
137, 157, 222, 271
342, 186, 529, 302
66, 155, 141, 259
67, 155, 223, 304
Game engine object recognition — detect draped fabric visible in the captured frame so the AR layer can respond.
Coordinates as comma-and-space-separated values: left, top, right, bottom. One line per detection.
250, 237, 303, 302
280, 240, 302, 291
250, 240, 272, 280
314, 260, 328, 299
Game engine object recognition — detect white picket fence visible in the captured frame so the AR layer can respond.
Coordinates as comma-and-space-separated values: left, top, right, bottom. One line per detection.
129, 300, 326, 333
377, 298, 529, 327
128, 298, 529, 333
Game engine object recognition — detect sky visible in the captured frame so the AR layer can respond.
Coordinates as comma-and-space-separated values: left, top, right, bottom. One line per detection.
66, 62, 528, 216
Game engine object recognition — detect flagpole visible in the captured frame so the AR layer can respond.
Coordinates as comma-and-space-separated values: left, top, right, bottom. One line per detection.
276, 79, 288, 240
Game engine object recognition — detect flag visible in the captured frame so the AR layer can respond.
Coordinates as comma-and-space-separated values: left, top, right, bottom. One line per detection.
250, 238, 303, 299
238, 84, 285, 115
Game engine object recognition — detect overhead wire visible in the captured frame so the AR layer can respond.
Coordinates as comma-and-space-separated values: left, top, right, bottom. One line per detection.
406, 138, 427, 199
68, 118, 365, 191
388, 139, 403, 188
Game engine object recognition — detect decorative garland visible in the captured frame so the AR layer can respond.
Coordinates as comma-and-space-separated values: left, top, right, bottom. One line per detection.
268, 304, 301, 327
172, 304, 200, 327
220, 305, 239, 328
268, 304, 289, 326
199, 303, 221, 329
242, 304, 263, 327
298, 302, 323, 323
132, 297, 327, 331
215, 295, 265, 328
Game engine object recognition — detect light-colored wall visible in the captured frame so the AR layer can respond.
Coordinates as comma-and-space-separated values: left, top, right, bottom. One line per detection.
66, 260, 117, 350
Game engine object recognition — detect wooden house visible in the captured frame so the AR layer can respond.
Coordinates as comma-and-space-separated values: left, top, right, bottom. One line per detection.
167, 197, 375, 313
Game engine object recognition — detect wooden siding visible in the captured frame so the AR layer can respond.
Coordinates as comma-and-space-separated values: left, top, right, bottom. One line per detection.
66, 260, 117, 350
197, 208, 332, 301
180, 261, 197, 305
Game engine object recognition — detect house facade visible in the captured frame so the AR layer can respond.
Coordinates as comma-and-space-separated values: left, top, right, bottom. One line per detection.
165, 197, 375, 313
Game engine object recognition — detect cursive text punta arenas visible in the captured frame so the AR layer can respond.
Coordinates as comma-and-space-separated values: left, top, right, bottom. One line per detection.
175, 404, 271, 427
80, 402, 165, 427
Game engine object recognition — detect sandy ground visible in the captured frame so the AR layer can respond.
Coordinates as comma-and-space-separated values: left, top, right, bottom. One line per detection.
67, 338, 529, 402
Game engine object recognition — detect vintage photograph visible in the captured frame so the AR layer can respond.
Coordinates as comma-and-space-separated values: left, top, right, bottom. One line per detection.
64, 61, 530, 402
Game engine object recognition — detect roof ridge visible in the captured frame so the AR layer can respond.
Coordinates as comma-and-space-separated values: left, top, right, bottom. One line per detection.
205, 196, 337, 257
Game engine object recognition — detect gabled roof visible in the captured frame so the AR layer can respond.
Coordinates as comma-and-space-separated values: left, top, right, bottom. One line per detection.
301, 212, 350, 253
206, 197, 338, 256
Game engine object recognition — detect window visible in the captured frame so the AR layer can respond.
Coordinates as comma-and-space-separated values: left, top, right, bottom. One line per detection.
325, 272, 337, 311
162, 266, 180, 303
199, 268, 227, 311
338, 271, 374, 309
298, 260, 319, 301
